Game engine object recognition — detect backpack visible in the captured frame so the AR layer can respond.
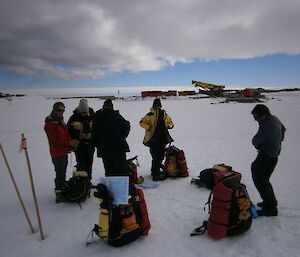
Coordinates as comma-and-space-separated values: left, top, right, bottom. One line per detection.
127, 155, 144, 184
191, 165, 252, 239
191, 164, 235, 189
164, 145, 189, 177
87, 184, 150, 247
63, 170, 90, 202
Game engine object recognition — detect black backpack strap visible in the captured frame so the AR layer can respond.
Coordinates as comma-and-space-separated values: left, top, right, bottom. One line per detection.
126, 155, 138, 163
85, 224, 99, 246
190, 221, 208, 236
204, 191, 213, 212
191, 178, 207, 187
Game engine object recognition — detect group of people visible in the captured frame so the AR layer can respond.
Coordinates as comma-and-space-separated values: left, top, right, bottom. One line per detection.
44, 98, 174, 202
44, 98, 286, 217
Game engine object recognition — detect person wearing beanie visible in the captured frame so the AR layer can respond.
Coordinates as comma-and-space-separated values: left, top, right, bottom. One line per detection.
67, 98, 95, 183
251, 104, 286, 216
92, 99, 132, 186
103, 99, 113, 109
44, 102, 79, 203
78, 98, 89, 113
139, 98, 174, 181
152, 98, 162, 108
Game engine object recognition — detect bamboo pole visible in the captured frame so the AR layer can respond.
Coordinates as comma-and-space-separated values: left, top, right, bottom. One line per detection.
21, 134, 45, 240
0, 142, 35, 234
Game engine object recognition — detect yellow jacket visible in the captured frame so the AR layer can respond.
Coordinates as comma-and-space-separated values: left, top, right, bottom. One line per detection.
139, 107, 174, 146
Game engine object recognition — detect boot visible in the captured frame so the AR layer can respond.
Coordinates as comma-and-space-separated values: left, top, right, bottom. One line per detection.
152, 172, 166, 181
257, 207, 278, 217
55, 192, 69, 203
257, 202, 264, 208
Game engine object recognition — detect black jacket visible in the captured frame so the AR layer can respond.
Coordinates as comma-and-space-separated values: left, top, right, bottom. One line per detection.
92, 109, 130, 156
67, 107, 94, 142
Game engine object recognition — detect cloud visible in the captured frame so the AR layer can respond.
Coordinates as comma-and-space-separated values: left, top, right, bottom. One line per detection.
0, 0, 300, 80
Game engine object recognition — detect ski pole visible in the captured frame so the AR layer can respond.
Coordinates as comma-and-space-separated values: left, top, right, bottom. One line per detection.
20, 134, 45, 240
0, 142, 35, 234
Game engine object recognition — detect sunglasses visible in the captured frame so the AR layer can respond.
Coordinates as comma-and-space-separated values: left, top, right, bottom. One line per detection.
56, 109, 65, 112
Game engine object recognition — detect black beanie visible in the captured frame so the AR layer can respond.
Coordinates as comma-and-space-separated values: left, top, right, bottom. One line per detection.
153, 98, 162, 108
103, 99, 113, 109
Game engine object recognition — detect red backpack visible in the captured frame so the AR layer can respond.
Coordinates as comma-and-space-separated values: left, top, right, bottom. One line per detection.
191, 165, 252, 239
164, 145, 189, 177
134, 188, 151, 236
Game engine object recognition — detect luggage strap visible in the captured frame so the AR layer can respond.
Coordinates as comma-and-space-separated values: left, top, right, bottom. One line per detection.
190, 221, 208, 236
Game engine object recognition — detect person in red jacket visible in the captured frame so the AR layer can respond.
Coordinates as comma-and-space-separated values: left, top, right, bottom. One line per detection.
44, 102, 79, 203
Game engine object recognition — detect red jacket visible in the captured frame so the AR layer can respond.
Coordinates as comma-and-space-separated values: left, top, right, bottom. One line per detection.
44, 115, 71, 158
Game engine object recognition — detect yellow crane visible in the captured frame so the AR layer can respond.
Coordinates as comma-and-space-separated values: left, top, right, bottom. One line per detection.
192, 80, 225, 96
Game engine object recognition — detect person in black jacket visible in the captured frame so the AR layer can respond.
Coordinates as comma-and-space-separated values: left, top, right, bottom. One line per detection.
251, 104, 286, 217
67, 98, 95, 182
92, 99, 130, 177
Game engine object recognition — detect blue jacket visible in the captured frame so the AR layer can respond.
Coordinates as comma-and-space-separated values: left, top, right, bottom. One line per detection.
252, 114, 286, 157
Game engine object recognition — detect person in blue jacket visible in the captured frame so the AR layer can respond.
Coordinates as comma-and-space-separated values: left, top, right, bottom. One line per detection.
251, 104, 286, 216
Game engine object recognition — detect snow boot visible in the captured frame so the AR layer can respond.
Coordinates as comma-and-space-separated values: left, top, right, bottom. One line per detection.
257, 208, 278, 217
152, 173, 166, 181
55, 192, 69, 203
257, 202, 264, 208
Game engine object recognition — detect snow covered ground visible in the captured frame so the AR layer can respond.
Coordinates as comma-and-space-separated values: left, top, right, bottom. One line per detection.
0, 91, 300, 257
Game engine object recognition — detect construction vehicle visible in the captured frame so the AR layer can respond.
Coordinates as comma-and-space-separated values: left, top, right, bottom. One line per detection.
192, 80, 225, 96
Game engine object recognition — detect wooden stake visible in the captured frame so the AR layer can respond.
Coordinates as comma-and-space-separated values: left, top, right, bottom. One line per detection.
21, 134, 45, 240
0, 142, 35, 234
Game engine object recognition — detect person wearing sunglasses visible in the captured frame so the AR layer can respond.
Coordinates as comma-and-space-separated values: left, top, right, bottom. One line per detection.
44, 101, 79, 203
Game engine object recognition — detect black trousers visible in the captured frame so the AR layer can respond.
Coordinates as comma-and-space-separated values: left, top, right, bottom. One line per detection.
75, 142, 95, 180
52, 155, 68, 191
101, 152, 128, 176
150, 143, 166, 176
101, 152, 136, 195
251, 151, 278, 211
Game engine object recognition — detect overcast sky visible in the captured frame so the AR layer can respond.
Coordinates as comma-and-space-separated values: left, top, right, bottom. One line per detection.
0, 0, 300, 90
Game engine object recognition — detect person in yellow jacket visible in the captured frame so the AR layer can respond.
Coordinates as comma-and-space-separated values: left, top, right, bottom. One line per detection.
139, 98, 174, 181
